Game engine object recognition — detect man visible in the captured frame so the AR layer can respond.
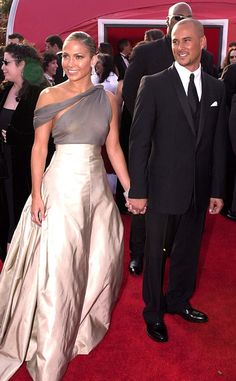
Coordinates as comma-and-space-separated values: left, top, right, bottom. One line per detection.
114, 39, 132, 80
7, 33, 24, 45
128, 18, 227, 342
144, 29, 164, 42
123, 2, 216, 276
45, 34, 67, 84
220, 63, 236, 221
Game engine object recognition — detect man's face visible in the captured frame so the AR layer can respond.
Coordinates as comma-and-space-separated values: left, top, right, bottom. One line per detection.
45, 42, 57, 53
172, 22, 205, 71
8, 37, 21, 45
123, 42, 132, 56
167, 5, 192, 35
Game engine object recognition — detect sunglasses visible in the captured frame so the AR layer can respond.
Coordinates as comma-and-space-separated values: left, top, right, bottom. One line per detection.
230, 56, 236, 59
171, 15, 192, 22
1, 59, 18, 66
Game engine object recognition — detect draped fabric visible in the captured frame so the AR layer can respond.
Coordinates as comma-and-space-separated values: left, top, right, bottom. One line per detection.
0, 86, 124, 381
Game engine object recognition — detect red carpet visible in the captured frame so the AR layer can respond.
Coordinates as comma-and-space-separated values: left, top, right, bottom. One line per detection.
1, 214, 236, 381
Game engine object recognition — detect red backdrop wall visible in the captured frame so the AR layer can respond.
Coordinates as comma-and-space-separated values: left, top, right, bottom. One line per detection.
10, 0, 236, 66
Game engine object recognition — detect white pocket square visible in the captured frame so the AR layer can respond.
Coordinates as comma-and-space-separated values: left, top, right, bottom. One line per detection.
210, 101, 218, 107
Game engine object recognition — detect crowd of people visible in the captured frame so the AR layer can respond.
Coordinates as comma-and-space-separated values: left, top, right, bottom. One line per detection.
0, 1, 236, 380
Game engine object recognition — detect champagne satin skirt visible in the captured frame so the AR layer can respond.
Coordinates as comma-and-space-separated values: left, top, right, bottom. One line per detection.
0, 144, 124, 381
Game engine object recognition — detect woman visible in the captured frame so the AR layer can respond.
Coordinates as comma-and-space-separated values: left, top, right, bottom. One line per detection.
0, 31, 130, 381
92, 53, 118, 94
42, 51, 58, 86
220, 47, 236, 77
223, 47, 236, 67
0, 44, 49, 259
91, 53, 119, 193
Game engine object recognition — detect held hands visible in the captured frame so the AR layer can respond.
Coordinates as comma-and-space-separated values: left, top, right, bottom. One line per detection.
31, 196, 46, 226
209, 198, 224, 214
126, 198, 147, 215
122, 195, 223, 215
123, 190, 147, 214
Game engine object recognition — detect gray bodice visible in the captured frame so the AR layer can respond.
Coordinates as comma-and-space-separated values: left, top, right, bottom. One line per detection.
34, 85, 112, 145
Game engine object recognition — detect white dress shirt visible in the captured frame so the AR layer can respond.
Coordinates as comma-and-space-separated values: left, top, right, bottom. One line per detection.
91, 72, 118, 94
174, 61, 202, 101
120, 53, 129, 68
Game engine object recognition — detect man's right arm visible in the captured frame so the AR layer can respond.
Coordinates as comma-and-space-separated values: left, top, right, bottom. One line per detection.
122, 45, 146, 116
129, 75, 155, 199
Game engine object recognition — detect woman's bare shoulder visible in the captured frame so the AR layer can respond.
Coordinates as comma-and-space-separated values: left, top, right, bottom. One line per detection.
36, 82, 69, 109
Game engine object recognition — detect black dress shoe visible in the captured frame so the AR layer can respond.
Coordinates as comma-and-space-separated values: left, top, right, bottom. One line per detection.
128, 257, 143, 275
226, 210, 236, 221
170, 305, 208, 323
146, 321, 168, 342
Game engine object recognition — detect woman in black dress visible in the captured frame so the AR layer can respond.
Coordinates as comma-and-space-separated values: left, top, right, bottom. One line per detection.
0, 43, 49, 259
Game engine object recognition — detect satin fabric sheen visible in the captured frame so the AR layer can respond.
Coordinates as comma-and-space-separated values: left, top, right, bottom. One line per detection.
0, 144, 124, 380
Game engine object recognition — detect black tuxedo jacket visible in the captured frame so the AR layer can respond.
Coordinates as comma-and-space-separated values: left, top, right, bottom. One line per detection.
228, 93, 236, 212
129, 65, 227, 214
114, 53, 128, 80
123, 35, 216, 115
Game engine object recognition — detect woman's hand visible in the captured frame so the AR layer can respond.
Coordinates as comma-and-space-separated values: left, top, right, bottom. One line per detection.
31, 195, 46, 226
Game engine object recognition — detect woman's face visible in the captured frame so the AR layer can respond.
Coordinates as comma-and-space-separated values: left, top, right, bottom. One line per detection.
62, 39, 94, 82
229, 49, 236, 65
1, 52, 24, 83
46, 59, 58, 77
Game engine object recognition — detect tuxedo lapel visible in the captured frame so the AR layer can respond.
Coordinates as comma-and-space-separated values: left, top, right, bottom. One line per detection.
168, 65, 196, 136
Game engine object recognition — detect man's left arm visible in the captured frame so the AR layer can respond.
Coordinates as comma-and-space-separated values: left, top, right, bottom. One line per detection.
210, 83, 228, 213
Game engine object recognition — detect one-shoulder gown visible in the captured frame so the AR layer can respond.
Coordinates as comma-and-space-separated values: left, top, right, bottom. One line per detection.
0, 85, 124, 381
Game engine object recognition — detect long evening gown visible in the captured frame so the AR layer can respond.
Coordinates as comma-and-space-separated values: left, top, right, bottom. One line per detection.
0, 85, 124, 381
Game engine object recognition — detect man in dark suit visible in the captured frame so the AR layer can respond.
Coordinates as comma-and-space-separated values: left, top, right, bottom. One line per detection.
220, 63, 236, 220
123, 1, 216, 276
45, 35, 67, 84
127, 18, 227, 342
114, 39, 132, 80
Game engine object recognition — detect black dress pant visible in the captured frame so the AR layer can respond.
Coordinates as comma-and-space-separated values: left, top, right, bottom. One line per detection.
129, 214, 146, 259
143, 204, 206, 323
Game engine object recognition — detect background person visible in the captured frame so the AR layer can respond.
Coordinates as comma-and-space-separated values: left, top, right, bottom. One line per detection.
144, 28, 164, 42
0, 43, 49, 259
42, 51, 58, 86
7, 32, 24, 45
91, 52, 119, 193
114, 38, 132, 80
45, 34, 67, 84
220, 47, 236, 77
92, 53, 118, 94
97, 41, 114, 55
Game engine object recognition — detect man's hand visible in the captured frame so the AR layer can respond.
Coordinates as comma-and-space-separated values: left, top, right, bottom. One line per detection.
209, 198, 224, 214
126, 198, 147, 214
